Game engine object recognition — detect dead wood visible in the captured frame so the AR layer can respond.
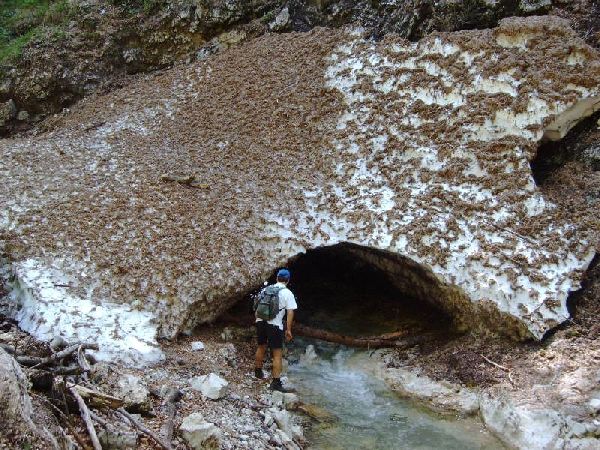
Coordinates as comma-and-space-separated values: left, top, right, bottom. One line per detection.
67, 383, 124, 410
77, 346, 91, 380
18, 343, 99, 368
0, 342, 16, 354
33, 392, 91, 450
159, 387, 182, 445
51, 364, 83, 376
118, 408, 173, 450
294, 323, 431, 348
480, 354, 515, 385
69, 386, 102, 450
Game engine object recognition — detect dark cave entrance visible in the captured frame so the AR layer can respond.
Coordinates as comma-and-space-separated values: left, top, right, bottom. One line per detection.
286, 243, 452, 338
227, 243, 456, 342
531, 109, 600, 185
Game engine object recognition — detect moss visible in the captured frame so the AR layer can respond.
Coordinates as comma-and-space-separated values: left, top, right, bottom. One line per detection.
0, 0, 76, 63
0, 29, 38, 62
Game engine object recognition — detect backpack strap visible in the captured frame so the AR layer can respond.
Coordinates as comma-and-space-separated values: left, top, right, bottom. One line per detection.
272, 285, 286, 313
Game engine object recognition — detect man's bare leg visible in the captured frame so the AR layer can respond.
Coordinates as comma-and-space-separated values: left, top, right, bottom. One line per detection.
255, 344, 267, 370
272, 348, 282, 379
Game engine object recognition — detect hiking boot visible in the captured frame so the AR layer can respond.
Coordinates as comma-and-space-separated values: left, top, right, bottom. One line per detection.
269, 379, 295, 393
255, 368, 264, 379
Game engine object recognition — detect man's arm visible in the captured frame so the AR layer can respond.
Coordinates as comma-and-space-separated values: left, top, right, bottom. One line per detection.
285, 309, 294, 342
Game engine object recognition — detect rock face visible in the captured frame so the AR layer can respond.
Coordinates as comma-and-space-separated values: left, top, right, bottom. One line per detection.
1, 16, 599, 364
0, 349, 59, 448
2, 0, 598, 137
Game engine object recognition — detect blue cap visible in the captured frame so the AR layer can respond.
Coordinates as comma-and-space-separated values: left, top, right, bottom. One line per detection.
277, 268, 291, 280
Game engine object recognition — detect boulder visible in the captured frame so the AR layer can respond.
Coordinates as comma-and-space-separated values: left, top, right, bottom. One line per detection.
283, 393, 300, 410
190, 373, 229, 400
273, 408, 303, 441
480, 392, 567, 449
180, 412, 222, 450
116, 374, 152, 414
97, 427, 138, 450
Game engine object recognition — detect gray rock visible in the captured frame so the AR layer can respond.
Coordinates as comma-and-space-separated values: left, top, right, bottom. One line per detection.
89, 362, 112, 383
588, 398, 600, 414
180, 412, 222, 450
191, 341, 205, 351
271, 390, 284, 406
269, 7, 290, 32
273, 409, 303, 441
116, 374, 152, 413
97, 427, 137, 449
49, 336, 68, 352
190, 373, 229, 400
283, 393, 300, 409
383, 367, 480, 416
519, 0, 553, 13
16, 110, 29, 121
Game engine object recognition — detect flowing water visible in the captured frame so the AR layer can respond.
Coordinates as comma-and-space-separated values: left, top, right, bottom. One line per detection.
287, 339, 506, 450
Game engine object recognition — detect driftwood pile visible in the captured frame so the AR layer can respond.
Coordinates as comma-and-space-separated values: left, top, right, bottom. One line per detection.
0, 317, 180, 450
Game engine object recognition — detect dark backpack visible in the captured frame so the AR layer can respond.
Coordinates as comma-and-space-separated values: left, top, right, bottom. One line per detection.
253, 285, 284, 321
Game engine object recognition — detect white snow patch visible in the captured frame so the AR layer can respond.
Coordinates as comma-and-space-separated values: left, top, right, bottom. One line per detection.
2, 259, 164, 366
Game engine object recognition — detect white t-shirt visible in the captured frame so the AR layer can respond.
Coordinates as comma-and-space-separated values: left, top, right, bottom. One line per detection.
255, 282, 297, 330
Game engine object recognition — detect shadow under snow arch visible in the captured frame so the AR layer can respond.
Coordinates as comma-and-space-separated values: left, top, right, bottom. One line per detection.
273, 242, 527, 339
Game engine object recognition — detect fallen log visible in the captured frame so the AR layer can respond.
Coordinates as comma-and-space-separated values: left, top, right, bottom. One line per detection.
51, 364, 82, 376
294, 323, 428, 348
69, 386, 102, 450
67, 383, 124, 410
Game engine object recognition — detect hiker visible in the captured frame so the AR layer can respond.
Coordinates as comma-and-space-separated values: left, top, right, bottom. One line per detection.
253, 268, 297, 392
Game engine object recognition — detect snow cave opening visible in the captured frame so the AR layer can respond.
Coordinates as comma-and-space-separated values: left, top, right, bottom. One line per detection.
229, 243, 456, 340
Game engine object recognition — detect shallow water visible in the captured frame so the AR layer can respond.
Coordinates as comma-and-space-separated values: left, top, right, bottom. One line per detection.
287, 339, 506, 450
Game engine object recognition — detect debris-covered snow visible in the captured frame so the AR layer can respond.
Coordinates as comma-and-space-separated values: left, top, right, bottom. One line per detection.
0, 17, 599, 362
1, 258, 163, 365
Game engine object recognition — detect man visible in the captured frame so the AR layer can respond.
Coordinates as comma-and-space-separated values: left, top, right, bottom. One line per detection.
254, 268, 297, 392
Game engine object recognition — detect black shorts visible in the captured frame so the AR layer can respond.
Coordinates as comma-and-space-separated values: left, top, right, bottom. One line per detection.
256, 321, 284, 350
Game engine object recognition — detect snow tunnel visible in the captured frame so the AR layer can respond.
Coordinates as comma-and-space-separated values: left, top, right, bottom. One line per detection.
225, 242, 462, 343
283, 243, 454, 339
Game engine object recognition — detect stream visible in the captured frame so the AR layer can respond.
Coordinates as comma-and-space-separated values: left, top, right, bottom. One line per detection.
286, 338, 506, 450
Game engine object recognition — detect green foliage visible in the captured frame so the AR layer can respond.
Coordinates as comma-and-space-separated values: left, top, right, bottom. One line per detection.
0, 0, 75, 63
